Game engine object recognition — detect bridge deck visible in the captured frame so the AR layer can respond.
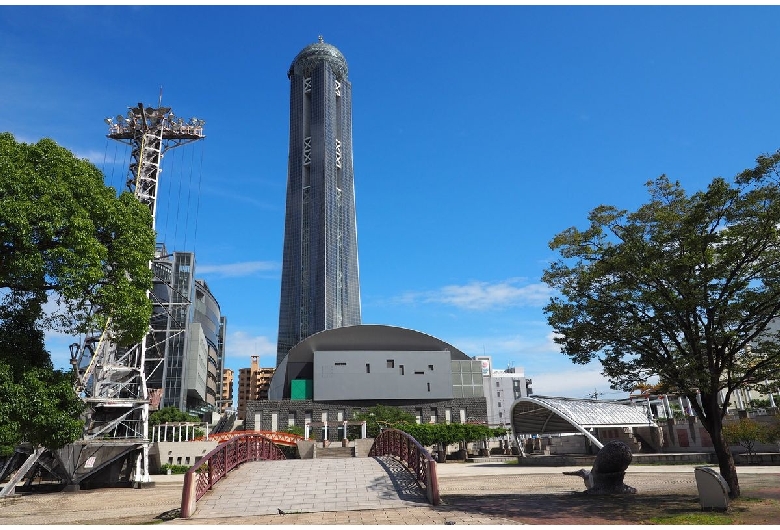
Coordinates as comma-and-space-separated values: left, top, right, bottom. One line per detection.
190, 456, 428, 519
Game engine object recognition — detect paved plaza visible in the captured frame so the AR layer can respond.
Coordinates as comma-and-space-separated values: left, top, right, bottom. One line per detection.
1, 460, 778, 525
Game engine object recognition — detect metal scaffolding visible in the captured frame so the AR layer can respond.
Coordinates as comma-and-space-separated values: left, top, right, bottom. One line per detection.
69, 103, 205, 483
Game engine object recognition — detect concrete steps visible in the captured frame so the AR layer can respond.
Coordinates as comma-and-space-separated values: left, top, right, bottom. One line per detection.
317, 446, 354, 459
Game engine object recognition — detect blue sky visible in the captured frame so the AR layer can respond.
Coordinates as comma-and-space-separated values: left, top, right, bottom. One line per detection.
4, 5, 780, 401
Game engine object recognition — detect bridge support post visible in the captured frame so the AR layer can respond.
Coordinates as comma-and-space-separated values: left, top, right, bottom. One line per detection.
181, 471, 197, 518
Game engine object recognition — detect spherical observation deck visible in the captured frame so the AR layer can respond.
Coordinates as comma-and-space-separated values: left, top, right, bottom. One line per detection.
288, 35, 348, 80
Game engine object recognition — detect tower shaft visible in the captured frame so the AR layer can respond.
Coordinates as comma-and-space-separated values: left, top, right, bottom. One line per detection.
277, 40, 362, 366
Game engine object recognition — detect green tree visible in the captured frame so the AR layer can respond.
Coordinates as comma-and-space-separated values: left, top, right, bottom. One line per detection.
0, 363, 83, 456
396, 422, 508, 461
0, 132, 155, 345
722, 418, 770, 464
353, 405, 416, 437
542, 150, 780, 498
0, 133, 155, 455
149, 406, 201, 426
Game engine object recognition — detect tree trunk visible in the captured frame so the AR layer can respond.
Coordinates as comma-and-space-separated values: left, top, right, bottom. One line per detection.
701, 394, 740, 498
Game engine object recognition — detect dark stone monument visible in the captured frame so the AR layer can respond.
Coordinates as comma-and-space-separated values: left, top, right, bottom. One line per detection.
563, 440, 637, 494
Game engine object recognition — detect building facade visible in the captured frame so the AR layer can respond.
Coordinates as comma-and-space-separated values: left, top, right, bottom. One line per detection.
147, 246, 227, 415
220, 368, 234, 412
237, 355, 276, 420
475, 357, 533, 427
276, 37, 362, 366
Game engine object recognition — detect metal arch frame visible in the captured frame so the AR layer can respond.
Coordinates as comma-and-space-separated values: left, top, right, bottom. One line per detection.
510, 396, 605, 449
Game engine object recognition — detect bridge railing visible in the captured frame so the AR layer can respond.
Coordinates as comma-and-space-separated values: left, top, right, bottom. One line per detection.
180, 433, 286, 518
368, 428, 440, 505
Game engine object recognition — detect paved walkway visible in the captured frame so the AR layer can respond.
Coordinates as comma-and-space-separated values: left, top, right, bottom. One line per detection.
189, 456, 428, 518
2, 460, 778, 525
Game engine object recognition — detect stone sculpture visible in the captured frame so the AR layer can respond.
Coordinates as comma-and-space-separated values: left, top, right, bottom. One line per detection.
563, 440, 637, 494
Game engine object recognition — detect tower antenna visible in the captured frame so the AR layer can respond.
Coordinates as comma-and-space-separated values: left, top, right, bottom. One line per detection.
69, 102, 206, 487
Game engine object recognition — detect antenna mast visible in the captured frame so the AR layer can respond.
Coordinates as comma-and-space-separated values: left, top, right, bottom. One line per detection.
70, 103, 205, 485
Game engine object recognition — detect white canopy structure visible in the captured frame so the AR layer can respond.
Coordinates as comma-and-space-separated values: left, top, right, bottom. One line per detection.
510, 396, 656, 449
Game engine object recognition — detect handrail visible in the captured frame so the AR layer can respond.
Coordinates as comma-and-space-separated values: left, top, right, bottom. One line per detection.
180, 433, 286, 518
368, 428, 440, 505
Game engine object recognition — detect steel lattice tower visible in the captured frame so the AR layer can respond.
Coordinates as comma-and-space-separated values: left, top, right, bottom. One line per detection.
70, 103, 205, 483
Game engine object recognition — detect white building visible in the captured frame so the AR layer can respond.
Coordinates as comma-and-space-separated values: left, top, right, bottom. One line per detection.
476, 356, 532, 427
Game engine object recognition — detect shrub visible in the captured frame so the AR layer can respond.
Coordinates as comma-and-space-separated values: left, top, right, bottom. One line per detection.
159, 463, 191, 474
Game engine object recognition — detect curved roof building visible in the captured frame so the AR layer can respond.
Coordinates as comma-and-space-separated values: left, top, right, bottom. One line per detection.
510, 396, 655, 448
269, 324, 482, 402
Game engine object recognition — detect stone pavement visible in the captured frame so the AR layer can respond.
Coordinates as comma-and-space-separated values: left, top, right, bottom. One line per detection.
189, 456, 429, 518
1, 460, 778, 525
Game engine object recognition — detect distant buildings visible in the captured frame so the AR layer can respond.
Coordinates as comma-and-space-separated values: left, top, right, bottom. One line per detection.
220, 368, 234, 412
147, 245, 227, 415
276, 36, 362, 366
475, 357, 533, 427
237, 355, 275, 420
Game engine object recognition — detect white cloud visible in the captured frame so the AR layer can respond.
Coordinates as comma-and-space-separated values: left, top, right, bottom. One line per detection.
197, 261, 279, 278
397, 278, 552, 311
531, 367, 622, 400
73, 149, 106, 164
224, 330, 276, 366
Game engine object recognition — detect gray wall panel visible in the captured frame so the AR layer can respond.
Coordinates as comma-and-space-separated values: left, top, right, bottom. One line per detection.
313, 350, 453, 401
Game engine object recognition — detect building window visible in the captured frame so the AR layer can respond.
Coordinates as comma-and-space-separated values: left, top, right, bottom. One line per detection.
415, 371, 424, 375
387, 360, 394, 369
366, 364, 370, 373
400, 365, 405, 376
497, 401, 502, 407
288, 412, 295, 427
427, 382, 431, 392
498, 411, 503, 418
496, 381, 500, 388
429, 364, 434, 371
497, 391, 501, 397
335, 362, 346, 366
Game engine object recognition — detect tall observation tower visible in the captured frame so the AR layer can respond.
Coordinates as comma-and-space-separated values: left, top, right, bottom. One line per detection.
276, 37, 362, 366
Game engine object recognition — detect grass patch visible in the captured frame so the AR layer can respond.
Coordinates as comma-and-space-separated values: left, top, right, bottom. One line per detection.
648, 512, 734, 525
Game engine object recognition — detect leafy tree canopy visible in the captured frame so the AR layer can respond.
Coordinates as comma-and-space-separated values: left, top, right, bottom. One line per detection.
0, 132, 155, 345
0, 363, 84, 456
722, 418, 773, 464
353, 405, 416, 438
149, 406, 201, 426
397, 422, 507, 448
542, 149, 780, 498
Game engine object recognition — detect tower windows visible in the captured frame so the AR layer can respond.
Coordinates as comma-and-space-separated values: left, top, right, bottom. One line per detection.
335, 139, 342, 169
303, 136, 312, 166
335, 79, 341, 97
304, 77, 312, 94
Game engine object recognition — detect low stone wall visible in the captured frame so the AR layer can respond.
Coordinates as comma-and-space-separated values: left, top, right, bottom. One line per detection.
733, 452, 780, 465
149, 441, 217, 473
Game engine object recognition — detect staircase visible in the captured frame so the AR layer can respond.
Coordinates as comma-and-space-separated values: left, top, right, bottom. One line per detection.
316, 446, 354, 459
